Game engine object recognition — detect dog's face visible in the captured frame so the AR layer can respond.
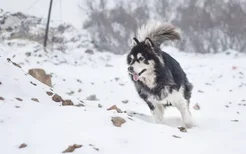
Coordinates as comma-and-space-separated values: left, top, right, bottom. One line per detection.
127, 38, 160, 82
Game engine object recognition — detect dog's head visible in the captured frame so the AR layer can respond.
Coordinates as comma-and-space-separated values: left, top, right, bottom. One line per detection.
127, 37, 163, 82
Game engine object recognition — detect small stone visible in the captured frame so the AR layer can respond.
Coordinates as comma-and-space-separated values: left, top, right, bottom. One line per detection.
193, 103, 200, 110
74, 104, 85, 107
107, 105, 123, 113
172, 135, 181, 139
231, 119, 239, 122
46, 91, 53, 96
19, 143, 27, 148
85, 49, 94, 54
111, 116, 126, 127
30, 81, 37, 86
98, 104, 103, 108
86, 94, 98, 101
62, 144, 82, 153
105, 64, 113, 67
31, 98, 39, 102
178, 127, 187, 133
114, 77, 120, 81
121, 100, 129, 104
0, 97, 4, 101
225, 105, 229, 108
52, 94, 63, 102
15, 98, 23, 101
15, 106, 20, 108
62, 100, 74, 106
78, 89, 82, 93
197, 90, 204, 93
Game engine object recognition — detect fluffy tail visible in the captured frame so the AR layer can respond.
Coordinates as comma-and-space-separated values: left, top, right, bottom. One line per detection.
135, 21, 181, 47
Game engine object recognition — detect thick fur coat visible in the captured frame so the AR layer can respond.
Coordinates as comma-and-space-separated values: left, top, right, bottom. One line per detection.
127, 21, 195, 128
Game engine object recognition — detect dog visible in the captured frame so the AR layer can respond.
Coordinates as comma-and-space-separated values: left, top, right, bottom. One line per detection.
126, 21, 194, 128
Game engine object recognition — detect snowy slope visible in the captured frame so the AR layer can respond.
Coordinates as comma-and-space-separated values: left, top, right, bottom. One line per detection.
1, 43, 246, 154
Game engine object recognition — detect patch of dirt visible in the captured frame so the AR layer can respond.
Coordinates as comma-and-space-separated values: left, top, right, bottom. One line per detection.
31, 98, 39, 102
62, 144, 82, 153
107, 105, 123, 113
111, 116, 126, 127
19, 143, 27, 148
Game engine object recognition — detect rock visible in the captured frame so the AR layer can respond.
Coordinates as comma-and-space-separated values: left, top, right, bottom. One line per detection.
98, 104, 103, 108
78, 88, 82, 93
85, 49, 94, 54
28, 68, 52, 87
46, 91, 53, 96
111, 116, 126, 127
0, 97, 4, 101
178, 127, 187, 133
31, 98, 39, 102
62, 144, 82, 153
52, 94, 63, 102
193, 103, 200, 110
172, 135, 181, 139
19, 143, 27, 148
30, 81, 37, 86
197, 90, 204, 93
74, 104, 85, 107
121, 100, 129, 104
15, 97, 23, 101
62, 100, 74, 106
231, 119, 239, 122
86, 94, 98, 101
105, 64, 113, 67
107, 105, 123, 113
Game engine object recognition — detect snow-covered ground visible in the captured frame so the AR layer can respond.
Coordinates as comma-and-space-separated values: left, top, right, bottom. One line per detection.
1, 42, 246, 154
1, 1, 246, 153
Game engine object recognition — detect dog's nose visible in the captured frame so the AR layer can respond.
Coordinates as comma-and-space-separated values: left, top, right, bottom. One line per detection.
128, 66, 134, 72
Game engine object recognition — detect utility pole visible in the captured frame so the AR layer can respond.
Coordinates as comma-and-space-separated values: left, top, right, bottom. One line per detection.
43, 0, 53, 48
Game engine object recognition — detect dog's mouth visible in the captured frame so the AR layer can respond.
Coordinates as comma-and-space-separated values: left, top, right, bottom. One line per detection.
130, 69, 147, 81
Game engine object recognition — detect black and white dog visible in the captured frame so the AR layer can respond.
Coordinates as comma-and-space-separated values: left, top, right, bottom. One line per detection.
127, 21, 194, 128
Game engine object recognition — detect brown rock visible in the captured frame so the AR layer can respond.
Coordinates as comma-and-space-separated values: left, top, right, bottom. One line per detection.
15, 98, 23, 101
107, 105, 123, 113
62, 100, 74, 106
52, 94, 63, 102
19, 143, 27, 148
178, 127, 187, 133
28, 68, 52, 87
31, 98, 39, 102
46, 91, 53, 96
111, 116, 126, 127
0, 97, 4, 101
62, 144, 82, 153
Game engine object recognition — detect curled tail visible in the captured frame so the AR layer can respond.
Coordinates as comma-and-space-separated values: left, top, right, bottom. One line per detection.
135, 21, 181, 47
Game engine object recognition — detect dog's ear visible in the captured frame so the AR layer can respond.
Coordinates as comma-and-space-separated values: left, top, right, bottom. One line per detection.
132, 37, 140, 46
144, 37, 155, 48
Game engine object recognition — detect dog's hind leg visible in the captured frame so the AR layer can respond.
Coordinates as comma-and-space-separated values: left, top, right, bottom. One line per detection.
146, 101, 165, 124
175, 99, 194, 128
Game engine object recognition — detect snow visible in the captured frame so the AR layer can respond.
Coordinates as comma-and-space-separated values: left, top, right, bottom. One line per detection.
1, 2, 246, 154
1, 42, 246, 154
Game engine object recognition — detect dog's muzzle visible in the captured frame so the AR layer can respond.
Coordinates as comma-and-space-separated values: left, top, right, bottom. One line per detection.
128, 66, 146, 81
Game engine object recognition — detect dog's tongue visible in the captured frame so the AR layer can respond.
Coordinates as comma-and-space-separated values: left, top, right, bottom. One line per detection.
133, 73, 139, 81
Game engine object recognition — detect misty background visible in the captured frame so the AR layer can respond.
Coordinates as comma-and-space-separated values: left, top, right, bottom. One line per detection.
1, 0, 246, 55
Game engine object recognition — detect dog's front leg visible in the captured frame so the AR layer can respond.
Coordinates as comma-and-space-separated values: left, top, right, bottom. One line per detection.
146, 100, 165, 124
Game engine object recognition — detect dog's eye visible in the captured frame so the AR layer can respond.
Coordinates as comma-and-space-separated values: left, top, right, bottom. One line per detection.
139, 57, 144, 61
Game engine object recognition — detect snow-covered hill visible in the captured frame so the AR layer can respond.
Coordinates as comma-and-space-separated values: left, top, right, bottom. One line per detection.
1, 42, 246, 154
